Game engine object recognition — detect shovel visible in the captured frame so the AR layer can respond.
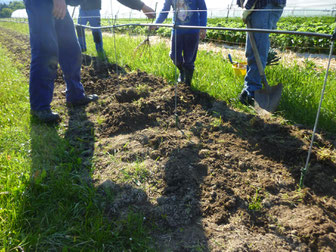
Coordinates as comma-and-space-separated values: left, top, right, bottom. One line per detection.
247, 20, 282, 113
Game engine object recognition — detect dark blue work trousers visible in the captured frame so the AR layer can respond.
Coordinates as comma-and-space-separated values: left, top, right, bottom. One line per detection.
25, 0, 85, 111
243, 3, 284, 97
77, 8, 103, 53
170, 32, 200, 71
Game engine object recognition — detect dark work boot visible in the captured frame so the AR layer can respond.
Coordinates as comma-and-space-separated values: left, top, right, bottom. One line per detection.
67, 94, 99, 107
176, 65, 184, 83
81, 54, 92, 66
239, 90, 254, 106
31, 109, 61, 123
184, 68, 194, 86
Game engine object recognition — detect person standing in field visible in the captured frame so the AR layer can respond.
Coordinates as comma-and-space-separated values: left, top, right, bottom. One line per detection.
76, 0, 106, 59
76, 0, 155, 60
24, 0, 155, 123
24, 0, 99, 123
237, 0, 286, 106
151, 0, 207, 86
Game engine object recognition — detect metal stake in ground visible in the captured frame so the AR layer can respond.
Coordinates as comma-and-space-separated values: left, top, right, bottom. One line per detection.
173, 5, 180, 128
113, 14, 119, 75
300, 28, 336, 187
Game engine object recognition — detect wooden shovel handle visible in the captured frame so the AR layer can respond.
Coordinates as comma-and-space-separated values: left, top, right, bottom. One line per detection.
247, 20, 270, 89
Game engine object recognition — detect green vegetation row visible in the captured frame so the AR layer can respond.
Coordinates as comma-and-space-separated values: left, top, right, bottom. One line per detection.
2, 15, 335, 53
102, 16, 336, 54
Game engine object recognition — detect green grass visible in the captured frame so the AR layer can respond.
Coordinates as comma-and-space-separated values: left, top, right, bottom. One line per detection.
0, 21, 28, 34
0, 42, 153, 250
0, 36, 31, 250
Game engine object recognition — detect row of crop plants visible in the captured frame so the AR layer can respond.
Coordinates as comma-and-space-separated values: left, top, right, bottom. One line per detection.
103, 16, 336, 54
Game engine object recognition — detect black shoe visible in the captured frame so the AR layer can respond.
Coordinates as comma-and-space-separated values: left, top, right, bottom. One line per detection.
67, 94, 99, 107
176, 65, 184, 83
81, 54, 92, 66
184, 68, 194, 86
31, 109, 61, 123
239, 90, 254, 106
178, 71, 184, 83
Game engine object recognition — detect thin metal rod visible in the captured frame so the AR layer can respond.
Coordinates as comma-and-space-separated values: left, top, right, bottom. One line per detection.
173, 5, 179, 127
76, 23, 333, 40
112, 15, 119, 75
110, 0, 113, 33
299, 39, 335, 187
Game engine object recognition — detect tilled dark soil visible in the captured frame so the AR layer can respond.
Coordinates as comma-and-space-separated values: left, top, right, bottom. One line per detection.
1, 25, 336, 251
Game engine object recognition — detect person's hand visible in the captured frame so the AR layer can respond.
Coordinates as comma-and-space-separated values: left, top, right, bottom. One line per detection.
142, 4, 156, 19
241, 8, 253, 24
53, 0, 67, 20
200, 29, 206, 40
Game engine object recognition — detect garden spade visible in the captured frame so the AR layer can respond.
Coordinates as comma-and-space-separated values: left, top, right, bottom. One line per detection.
247, 20, 282, 113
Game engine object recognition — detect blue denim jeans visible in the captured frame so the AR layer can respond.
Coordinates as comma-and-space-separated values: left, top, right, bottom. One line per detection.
170, 32, 200, 71
243, 3, 284, 97
24, 0, 85, 111
77, 9, 103, 53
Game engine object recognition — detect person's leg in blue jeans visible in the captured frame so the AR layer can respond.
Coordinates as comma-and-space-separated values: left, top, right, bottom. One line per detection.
25, 0, 61, 112
56, 11, 86, 103
240, 3, 284, 104
77, 8, 88, 52
182, 32, 200, 86
24, 0, 97, 122
170, 32, 200, 85
86, 9, 104, 54
170, 32, 184, 82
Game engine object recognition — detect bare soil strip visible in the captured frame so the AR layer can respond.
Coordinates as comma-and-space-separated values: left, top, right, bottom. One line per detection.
1, 26, 336, 251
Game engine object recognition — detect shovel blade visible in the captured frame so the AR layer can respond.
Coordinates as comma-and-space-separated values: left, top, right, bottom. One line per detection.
254, 83, 283, 113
